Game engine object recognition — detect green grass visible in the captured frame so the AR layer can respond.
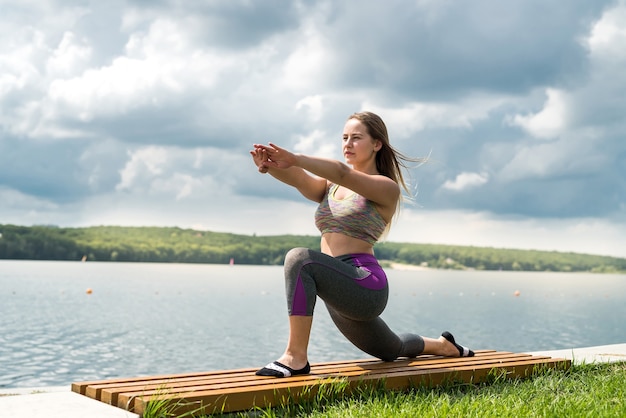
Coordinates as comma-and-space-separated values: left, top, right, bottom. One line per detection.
140, 385, 208, 418
141, 362, 625, 417
195, 362, 625, 418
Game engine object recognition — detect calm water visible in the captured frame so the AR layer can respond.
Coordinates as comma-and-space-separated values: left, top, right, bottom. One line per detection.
1, 260, 625, 388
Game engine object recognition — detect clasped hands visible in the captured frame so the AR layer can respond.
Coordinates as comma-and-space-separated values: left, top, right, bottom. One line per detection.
250, 143, 296, 173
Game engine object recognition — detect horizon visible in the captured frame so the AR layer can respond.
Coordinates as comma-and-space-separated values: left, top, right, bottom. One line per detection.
4, 222, 625, 260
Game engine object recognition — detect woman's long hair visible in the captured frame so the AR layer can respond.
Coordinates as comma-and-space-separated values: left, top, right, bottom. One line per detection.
348, 111, 426, 227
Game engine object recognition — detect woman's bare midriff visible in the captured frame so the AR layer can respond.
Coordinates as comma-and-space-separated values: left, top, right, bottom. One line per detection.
320, 232, 374, 257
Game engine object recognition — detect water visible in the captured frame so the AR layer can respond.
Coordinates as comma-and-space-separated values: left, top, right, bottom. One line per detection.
1, 260, 624, 388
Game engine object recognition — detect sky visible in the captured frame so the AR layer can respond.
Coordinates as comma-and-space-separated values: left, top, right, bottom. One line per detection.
1, 0, 625, 258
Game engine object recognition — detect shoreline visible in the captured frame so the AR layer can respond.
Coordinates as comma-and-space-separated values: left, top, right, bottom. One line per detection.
387, 261, 432, 271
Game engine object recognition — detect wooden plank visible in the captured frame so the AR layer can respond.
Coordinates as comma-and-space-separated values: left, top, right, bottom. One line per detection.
93, 352, 561, 413
84, 349, 496, 401
112, 353, 554, 408
72, 351, 570, 416
130, 358, 567, 415
70, 367, 259, 395
101, 351, 508, 405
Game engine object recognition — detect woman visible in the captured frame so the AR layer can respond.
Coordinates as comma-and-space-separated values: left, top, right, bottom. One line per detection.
250, 111, 473, 378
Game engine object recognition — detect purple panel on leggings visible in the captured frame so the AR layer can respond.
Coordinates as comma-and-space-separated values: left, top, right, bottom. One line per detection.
349, 254, 387, 290
290, 273, 308, 315
353, 269, 386, 290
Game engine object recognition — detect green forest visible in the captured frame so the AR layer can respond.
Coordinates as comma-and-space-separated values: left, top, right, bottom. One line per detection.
1, 224, 625, 273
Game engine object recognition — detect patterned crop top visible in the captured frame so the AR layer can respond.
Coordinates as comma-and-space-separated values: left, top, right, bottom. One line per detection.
314, 183, 387, 245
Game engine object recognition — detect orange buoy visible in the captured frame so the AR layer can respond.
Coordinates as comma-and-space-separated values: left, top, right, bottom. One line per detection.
514, 290, 521, 297
86, 288, 93, 295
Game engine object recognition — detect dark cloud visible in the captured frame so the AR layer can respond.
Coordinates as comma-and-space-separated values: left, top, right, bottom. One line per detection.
0, 136, 98, 202
192, 1, 301, 49
129, 0, 304, 50
324, 0, 615, 98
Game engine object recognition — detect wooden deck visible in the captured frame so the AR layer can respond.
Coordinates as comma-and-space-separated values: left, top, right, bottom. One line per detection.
72, 350, 570, 416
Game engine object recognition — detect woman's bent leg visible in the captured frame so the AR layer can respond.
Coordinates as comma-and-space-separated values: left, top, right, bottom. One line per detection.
326, 305, 424, 361
283, 248, 424, 362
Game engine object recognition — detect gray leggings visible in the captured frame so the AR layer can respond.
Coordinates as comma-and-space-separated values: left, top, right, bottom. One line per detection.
283, 247, 425, 362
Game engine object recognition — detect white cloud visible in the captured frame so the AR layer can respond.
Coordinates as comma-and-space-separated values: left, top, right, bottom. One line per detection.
364, 93, 509, 140
152, 173, 203, 201
296, 95, 325, 122
293, 129, 337, 159
510, 88, 568, 139
116, 147, 169, 192
46, 19, 229, 120
498, 128, 608, 182
586, 1, 626, 57
0, 186, 58, 211
281, 24, 334, 91
8, 15, 274, 140
113, 145, 243, 203
45, 31, 92, 77
443, 172, 489, 191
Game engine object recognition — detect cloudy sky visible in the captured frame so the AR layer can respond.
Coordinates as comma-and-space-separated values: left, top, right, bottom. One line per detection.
1, 0, 625, 257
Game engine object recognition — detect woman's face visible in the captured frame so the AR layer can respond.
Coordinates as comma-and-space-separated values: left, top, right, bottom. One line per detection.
342, 118, 380, 166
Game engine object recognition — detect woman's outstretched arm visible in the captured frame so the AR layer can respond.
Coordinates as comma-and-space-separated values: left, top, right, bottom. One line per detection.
254, 143, 399, 213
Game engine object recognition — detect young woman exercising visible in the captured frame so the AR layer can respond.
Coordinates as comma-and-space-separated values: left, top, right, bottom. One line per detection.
250, 111, 473, 378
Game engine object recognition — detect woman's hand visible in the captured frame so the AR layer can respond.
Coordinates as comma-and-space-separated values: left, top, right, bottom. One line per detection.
249, 147, 270, 173
253, 143, 298, 170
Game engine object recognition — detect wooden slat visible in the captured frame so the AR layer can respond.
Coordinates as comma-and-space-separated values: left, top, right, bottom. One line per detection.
72, 350, 570, 415
97, 351, 505, 406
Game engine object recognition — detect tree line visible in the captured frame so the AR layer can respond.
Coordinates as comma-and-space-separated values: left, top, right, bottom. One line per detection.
1, 224, 624, 273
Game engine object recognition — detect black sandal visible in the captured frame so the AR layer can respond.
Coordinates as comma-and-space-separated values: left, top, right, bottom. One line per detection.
442, 331, 475, 357
255, 361, 311, 377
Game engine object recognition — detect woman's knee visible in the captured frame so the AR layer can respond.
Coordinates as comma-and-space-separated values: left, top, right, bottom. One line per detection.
284, 248, 317, 315
283, 247, 313, 289
284, 247, 311, 268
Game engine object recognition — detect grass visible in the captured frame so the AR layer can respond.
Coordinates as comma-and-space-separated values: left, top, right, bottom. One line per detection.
140, 385, 209, 418
191, 362, 626, 418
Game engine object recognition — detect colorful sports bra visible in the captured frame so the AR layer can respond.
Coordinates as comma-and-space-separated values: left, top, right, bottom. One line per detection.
314, 183, 387, 245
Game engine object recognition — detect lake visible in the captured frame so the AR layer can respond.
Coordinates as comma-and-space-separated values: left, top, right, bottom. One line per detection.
1, 260, 624, 388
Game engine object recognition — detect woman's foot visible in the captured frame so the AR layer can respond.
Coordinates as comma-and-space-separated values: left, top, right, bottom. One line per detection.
255, 361, 311, 377
256, 352, 310, 377
441, 331, 475, 357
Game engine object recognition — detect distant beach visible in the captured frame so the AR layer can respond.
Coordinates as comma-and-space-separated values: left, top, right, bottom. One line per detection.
387, 261, 431, 271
